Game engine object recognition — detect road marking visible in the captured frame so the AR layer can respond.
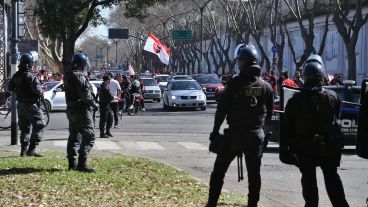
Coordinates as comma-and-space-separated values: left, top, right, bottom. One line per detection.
54, 140, 67, 147
120, 141, 142, 150
136, 141, 165, 150
95, 141, 121, 150
177, 142, 207, 150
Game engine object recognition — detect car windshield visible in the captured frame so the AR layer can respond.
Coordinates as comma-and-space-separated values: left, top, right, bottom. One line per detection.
195, 75, 221, 84
171, 81, 201, 90
142, 79, 157, 86
43, 82, 60, 92
156, 76, 170, 83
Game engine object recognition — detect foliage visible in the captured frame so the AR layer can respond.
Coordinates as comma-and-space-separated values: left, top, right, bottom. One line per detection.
0, 151, 245, 206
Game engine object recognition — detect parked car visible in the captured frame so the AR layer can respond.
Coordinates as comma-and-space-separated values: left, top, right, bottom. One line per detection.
43, 81, 98, 111
171, 75, 193, 80
141, 77, 161, 102
194, 74, 225, 101
265, 84, 361, 146
163, 79, 206, 111
155, 74, 171, 92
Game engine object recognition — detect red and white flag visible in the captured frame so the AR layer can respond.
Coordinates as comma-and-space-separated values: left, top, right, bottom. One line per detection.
128, 62, 135, 76
143, 33, 170, 65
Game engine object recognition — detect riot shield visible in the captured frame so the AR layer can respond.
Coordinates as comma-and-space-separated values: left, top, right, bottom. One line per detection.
279, 86, 301, 164
357, 79, 368, 159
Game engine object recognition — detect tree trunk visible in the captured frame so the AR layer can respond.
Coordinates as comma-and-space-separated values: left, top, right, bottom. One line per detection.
346, 43, 357, 80
62, 40, 75, 74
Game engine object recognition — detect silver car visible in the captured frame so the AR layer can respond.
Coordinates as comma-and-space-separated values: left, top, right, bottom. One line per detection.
163, 79, 206, 111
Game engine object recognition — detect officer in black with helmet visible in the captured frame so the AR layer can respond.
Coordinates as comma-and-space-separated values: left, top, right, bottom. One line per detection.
206, 44, 274, 207
9, 52, 45, 157
64, 53, 98, 173
282, 54, 350, 207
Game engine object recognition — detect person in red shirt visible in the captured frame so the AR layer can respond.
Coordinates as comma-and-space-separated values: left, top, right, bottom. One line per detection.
282, 71, 299, 88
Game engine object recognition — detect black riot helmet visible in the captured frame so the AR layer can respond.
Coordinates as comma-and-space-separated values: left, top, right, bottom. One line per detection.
234, 44, 260, 75
19, 53, 34, 71
303, 61, 326, 89
71, 53, 88, 70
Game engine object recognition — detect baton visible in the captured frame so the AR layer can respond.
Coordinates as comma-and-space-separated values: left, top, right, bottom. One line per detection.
237, 153, 244, 182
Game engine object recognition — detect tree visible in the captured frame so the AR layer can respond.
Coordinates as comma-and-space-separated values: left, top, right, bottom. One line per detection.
283, 0, 331, 69
333, 0, 368, 80
34, 0, 167, 73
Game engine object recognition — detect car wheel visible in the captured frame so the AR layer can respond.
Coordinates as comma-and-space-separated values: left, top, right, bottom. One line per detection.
156, 98, 161, 103
44, 100, 52, 112
200, 106, 207, 111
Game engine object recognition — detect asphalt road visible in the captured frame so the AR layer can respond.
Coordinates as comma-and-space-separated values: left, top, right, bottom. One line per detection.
2, 100, 367, 207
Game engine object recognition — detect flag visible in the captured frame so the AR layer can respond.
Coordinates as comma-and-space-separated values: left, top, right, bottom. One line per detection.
142, 33, 170, 65
128, 62, 135, 76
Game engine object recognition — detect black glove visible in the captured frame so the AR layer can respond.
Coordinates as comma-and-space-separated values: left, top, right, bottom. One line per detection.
280, 151, 300, 166
92, 102, 99, 111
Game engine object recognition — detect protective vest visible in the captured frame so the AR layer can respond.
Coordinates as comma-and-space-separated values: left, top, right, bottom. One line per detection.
11, 71, 41, 103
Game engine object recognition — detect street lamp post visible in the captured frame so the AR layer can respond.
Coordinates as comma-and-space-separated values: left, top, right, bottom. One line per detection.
11, 0, 19, 145
191, 0, 212, 74
272, 0, 279, 71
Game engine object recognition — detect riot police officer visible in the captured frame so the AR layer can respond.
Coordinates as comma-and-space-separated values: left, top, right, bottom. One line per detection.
207, 44, 274, 207
64, 53, 99, 173
282, 55, 350, 207
9, 52, 46, 157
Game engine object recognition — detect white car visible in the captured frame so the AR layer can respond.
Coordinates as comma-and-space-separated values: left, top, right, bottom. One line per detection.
43, 81, 97, 111
163, 79, 206, 111
155, 74, 171, 92
141, 78, 161, 102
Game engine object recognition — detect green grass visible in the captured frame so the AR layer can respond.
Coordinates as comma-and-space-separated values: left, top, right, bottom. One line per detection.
0, 151, 246, 207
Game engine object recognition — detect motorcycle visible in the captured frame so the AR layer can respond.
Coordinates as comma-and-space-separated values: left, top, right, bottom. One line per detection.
127, 93, 143, 116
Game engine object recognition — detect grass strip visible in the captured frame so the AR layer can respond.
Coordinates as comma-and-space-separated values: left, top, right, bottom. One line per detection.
0, 151, 245, 207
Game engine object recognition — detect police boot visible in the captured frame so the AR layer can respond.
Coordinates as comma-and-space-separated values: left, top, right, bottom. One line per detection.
68, 157, 77, 170
77, 156, 96, 173
26, 144, 44, 157
20, 145, 28, 157
106, 129, 113, 137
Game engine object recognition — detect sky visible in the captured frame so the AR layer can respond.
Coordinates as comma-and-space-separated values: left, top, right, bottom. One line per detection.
75, 7, 112, 46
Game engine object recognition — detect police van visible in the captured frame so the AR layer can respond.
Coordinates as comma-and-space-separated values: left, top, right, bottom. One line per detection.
265, 82, 361, 146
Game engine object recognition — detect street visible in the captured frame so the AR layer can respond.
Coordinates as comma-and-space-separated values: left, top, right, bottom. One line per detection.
1, 101, 367, 207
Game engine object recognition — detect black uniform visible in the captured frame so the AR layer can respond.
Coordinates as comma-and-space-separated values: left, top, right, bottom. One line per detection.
64, 70, 98, 159
99, 82, 113, 137
208, 69, 274, 207
283, 88, 349, 207
9, 69, 45, 152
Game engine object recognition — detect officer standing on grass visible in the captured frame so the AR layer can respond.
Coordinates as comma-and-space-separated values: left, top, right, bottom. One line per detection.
9, 52, 46, 157
206, 44, 274, 207
281, 55, 350, 207
64, 53, 99, 173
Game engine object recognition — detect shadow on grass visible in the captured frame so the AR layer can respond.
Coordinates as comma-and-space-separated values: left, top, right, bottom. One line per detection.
0, 168, 62, 176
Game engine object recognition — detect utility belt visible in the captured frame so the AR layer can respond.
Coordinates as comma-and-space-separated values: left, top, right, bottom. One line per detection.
312, 132, 343, 156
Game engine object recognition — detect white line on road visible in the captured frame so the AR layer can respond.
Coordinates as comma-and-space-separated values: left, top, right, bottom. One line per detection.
136, 141, 165, 150
120, 141, 142, 150
95, 141, 122, 150
177, 142, 207, 150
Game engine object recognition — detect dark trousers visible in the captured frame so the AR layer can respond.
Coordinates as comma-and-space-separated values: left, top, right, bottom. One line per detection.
298, 155, 349, 207
17, 102, 46, 147
66, 108, 95, 158
208, 148, 262, 207
110, 102, 119, 126
99, 104, 113, 134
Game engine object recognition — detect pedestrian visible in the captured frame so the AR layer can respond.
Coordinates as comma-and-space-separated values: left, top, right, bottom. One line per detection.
108, 72, 121, 128
8, 52, 46, 157
120, 75, 132, 112
268, 69, 278, 93
206, 44, 274, 207
293, 70, 304, 88
281, 70, 299, 88
99, 75, 114, 138
281, 55, 349, 207
64, 53, 99, 173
